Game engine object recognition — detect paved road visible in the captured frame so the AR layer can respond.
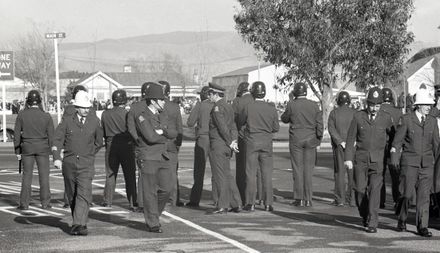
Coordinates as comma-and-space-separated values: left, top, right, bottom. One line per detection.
0, 143, 439, 252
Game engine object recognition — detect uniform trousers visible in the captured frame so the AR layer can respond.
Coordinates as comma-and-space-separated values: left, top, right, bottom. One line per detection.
353, 160, 383, 228
236, 137, 247, 205
397, 165, 433, 229
135, 151, 143, 208
332, 145, 354, 205
169, 152, 180, 204
20, 154, 51, 207
380, 160, 401, 205
210, 142, 242, 209
139, 159, 173, 228
189, 135, 217, 204
245, 136, 273, 206
63, 156, 95, 226
103, 137, 137, 207
290, 138, 316, 201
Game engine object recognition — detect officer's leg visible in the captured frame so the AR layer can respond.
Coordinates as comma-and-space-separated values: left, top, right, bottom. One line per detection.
303, 147, 316, 203
35, 154, 51, 207
290, 143, 303, 201
415, 169, 433, 229
208, 150, 219, 205
72, 160, 94, 226
157, 161, 174, 214
353, 161, 369, 223
211, 145, 228, 209
136, 158, 144, 209
256, 163, 263, 204
260, 144, 274, 206
245, 140, 258, 206
389, 163, 401, 204
347, 167, 356, 206
333, 145, 345, 205
380, 159, 388, 208
168, 152, 179, 205
120, 143, 137, 208
103, 143, 119, 206
367, 167, 383, 228
189, 136, 208, 205
19, 155, 35, 208
228, 153, 242, 209
140, 159, 161, 228
236, 137, 247, 205
396, 166, 417, 224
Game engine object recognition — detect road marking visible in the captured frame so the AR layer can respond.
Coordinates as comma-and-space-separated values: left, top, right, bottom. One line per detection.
163, 211, 260, 253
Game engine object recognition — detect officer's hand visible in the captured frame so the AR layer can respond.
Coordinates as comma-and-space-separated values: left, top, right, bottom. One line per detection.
155, 129, 164, 135
16, 155, 21, 161
340, 142, 346, 149
54, 160, 62, 170
344, 161, 353, 170
230, 140, 239, 153
390, 148, 400, 167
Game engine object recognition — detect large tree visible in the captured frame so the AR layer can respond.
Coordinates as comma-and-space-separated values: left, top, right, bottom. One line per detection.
14, 25, 56, 110
234, 0, 414, 127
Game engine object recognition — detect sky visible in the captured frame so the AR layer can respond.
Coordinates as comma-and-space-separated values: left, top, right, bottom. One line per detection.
0, 0, 439, 43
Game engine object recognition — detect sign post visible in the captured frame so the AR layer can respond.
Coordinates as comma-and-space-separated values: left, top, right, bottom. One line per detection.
0, 51, 14, 142
45, 32, 65, 124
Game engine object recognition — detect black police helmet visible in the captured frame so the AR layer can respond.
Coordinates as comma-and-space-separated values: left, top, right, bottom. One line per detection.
141, 82, 150, 99
382, 88, 394, 103
112, 89, 127, 106
145, 82, 165, 100
236, 82, 250, 97
158, 80, 170, 96
336, 91, 351, 106
26, 90, 42, 106
293, 82, 307, 97
366, 87, 383, 105
200, 86, 210, 101
250, 81, 266, 99
72, 85, 87, 99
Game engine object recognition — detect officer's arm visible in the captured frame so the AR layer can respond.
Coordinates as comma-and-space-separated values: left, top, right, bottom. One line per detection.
315, 105, 324, 140
52, 118, 67, 161
46, 114, 55, 149
280, 102, 291, 123
94, 119, 104, 154
391, 116, 407, 151
187, 102, 200, 127
272, 106, 280, 133
328, 110, 343, 145
100, 112, 107, 138
432, 119, 440, 157
13, 113, 22, 155
159, 111, 178, 139
344, 117, 358, 162
138, 115, 167, 143
386, 115, 396, 144
175, 105, 183, 147
127, 107, 140, 142
212, 106, 233, 145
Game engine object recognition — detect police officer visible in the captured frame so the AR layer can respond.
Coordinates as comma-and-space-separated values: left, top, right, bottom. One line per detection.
344, 87, 394, 233
14, 90, 54, 210
328, 91, 356, 207
101, 89, 137, 211
429, 84, 440, 117
53, 90, 103, 236
281, 82, 323, 207
158, 80, 183, 206
379, 88, 402, 208
127, 82, 150, 212
208, 82, 242, 213
391, 87, 439, 237
63, 85, 96, 118
242, 81, 279, 211
232, 82, 254, 205
187, 86, 216, 207
135, 82, 174, 233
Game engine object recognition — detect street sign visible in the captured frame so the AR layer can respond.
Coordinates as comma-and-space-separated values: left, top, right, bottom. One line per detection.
45, 32, 66, 39
0, 51, 14, 81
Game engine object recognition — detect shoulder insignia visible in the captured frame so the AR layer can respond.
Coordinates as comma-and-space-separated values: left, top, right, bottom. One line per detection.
139, 115, 145, 122
214, 106, 219, 112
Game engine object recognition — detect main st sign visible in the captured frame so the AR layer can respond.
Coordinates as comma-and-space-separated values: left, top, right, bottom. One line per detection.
0, 51, 14, 81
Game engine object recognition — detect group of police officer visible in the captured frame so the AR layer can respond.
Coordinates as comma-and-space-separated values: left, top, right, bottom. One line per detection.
13, 79, 440, 238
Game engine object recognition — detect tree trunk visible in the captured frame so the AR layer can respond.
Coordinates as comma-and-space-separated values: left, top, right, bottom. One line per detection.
321, 83, 333, 133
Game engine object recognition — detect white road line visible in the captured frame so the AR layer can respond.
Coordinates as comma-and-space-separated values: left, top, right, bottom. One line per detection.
163, 211, 260, 253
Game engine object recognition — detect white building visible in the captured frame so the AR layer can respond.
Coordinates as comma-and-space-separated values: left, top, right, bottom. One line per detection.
404, 52, 440, 95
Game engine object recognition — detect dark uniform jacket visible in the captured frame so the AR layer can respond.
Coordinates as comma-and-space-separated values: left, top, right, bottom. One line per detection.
101, 106, 131, 142
127, 100, 148, 144
243, 100, 280, 140
209, 98, 238, 147
280, 97, 323, 147
14, 107, 54, 155
52, 112, 103, 161
328, 105, 356, 147
134, 107, 172, 161
345, 110, 394, 164
160, 99, 183, 153
232, 93, 254, 138
380, 103, 403, 156
187, 100, 214, 137
392, 112, 439, 168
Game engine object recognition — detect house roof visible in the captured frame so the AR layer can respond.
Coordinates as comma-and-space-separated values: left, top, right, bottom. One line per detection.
403, 53, 440, 79
213, 64, 272, 78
